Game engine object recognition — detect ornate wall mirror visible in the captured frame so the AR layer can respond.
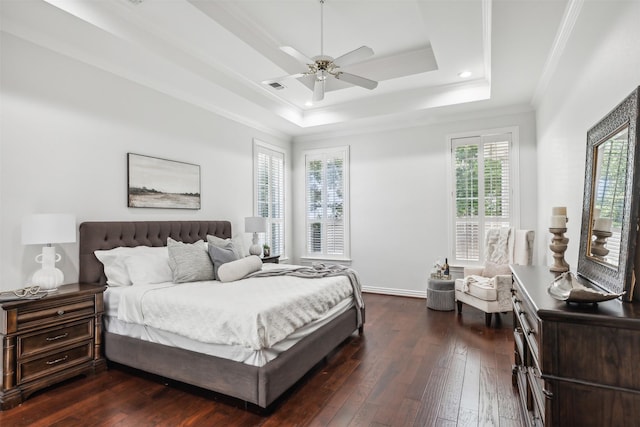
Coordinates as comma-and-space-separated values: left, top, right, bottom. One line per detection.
578, 86, 640, 300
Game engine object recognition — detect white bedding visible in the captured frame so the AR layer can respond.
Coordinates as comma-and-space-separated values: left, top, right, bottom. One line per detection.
103, 297, 353, 367
106, 268, 354, 352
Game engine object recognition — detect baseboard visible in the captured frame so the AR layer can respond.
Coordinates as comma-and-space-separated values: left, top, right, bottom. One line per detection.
362, 286, 426, 299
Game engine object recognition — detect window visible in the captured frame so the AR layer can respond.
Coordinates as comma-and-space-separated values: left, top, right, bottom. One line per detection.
449, 129, 518, 264
254, 140, 285, 257
304, 146, 350, 259
592, 127, 629, 264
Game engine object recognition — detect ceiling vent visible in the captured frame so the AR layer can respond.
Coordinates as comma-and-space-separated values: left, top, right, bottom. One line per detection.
267, 82, 286, 90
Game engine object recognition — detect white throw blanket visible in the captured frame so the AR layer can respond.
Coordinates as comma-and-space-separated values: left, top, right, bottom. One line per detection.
462, 274, 495, 293
116, 273, 354, 350
247, 263, 365, 328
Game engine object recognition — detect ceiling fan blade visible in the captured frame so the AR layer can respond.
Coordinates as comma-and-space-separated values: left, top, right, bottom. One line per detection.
335, 72, 378, 90
280, 46, 314, 65
262, 73, 307, 85
333, 46, 374, 68
312, 79, 325, 102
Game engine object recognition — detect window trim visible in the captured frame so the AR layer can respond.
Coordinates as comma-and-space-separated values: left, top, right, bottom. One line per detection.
253, 139, 286, 260
446, 126, 520, 266
302, 146, 351, 261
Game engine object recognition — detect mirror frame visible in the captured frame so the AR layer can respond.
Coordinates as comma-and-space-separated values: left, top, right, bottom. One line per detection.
578, 86, 640, 300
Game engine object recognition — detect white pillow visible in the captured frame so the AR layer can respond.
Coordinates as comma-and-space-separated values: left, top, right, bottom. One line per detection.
94, 251, 130, 287
231, 235, 249, 258
124, 252, 172, 285
217, 255, 263, 283
94, 246, 167, 287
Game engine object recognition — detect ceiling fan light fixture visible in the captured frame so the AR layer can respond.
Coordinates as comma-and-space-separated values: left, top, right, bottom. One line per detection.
266, 0, 378, 104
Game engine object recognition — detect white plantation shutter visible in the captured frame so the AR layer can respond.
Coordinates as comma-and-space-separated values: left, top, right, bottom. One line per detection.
593, 132, 628, 264
254, 141, 285, 256
305, 147, 349, 258
451, 132, 513, 263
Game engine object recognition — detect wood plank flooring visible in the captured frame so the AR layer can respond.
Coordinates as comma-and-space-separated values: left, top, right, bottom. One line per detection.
0, 293, 522, 426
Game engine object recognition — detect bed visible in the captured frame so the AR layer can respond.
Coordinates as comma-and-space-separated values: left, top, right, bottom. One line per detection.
78, 220, 364, 409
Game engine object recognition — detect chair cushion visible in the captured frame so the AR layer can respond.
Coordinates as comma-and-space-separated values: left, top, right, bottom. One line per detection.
455, 277, 498, 301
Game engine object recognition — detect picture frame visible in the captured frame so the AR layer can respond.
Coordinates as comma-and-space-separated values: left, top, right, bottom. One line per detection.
127, 153, 201, 209
577, 86, 639, 299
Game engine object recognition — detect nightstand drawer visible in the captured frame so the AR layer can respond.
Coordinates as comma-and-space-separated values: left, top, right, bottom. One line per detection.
18, 319, 93, 358
17, 341, 93, 384
17, 296, 96, 331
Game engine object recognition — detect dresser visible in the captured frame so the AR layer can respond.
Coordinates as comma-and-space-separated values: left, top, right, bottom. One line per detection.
0, 283, 106, 410
511, 265, 640, 426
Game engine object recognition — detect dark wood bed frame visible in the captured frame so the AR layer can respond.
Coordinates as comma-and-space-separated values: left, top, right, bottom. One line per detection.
78, 220, 363, 409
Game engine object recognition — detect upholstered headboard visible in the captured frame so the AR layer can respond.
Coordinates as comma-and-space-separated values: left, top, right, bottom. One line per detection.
78, 221, 232, 285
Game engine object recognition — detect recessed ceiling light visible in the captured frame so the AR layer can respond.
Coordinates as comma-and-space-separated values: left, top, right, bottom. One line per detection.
458, 71, 472, 78
305, 101, 314, 107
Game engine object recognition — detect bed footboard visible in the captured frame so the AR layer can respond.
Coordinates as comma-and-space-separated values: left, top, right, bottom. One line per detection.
104, 306, 361, 408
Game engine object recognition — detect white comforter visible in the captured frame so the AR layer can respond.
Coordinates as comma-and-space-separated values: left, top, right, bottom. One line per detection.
115, 274, 353, 350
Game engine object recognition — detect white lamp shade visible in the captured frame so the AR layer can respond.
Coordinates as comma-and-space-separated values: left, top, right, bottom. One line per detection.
22, 214, 76, 245
245, 216, 267, 233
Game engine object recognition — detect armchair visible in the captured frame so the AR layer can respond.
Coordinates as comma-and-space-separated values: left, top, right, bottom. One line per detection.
455, 228, 534, 327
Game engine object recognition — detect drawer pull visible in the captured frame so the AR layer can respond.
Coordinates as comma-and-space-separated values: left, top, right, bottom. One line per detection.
57, 310, 65, 316
46, 333, 69, 342
46, 355, 68, 365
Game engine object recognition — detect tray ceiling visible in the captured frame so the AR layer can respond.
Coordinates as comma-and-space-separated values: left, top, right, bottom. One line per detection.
1, 0, 570, 138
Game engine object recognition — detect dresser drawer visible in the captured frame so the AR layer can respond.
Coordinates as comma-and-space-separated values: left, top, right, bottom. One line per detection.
512, 281, 541, 368
16, 296, 96, 331
17, 341, 93, 384
17, 319, 93, 359
527, 366, 545, 425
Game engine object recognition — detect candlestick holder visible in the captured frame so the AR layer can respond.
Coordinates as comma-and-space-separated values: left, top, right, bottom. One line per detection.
590, 229, 612, 260
549, 227, 570, 272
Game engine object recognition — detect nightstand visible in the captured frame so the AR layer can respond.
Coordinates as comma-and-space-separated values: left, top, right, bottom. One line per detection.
0, 283, 106, 410
261, 255, 280, 264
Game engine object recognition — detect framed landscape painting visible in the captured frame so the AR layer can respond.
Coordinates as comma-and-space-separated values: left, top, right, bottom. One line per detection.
127, 153, 201, 209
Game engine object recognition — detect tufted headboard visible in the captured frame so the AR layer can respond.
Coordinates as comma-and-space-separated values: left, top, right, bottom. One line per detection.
79, 221, 232, 285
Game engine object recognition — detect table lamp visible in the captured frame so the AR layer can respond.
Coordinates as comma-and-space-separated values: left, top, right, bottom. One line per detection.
245, 216, 266, 256
22, 214, 76, 290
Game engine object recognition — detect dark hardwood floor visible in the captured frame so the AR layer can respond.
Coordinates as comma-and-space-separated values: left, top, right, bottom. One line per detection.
0, 293, 522, 426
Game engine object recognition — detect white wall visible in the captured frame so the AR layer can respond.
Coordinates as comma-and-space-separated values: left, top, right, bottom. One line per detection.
536, 1, 640, 270
292, 110, 537, 297
12, 1, 638, 297
0, 34, 292, 291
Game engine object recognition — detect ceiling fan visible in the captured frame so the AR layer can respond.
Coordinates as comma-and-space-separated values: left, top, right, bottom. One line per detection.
265, 0, 378, 102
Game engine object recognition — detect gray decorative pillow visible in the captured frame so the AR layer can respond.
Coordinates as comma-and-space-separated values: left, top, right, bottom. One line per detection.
207, 234, 245, 260
208, 243, 239, 280
167, 238, 214, 283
